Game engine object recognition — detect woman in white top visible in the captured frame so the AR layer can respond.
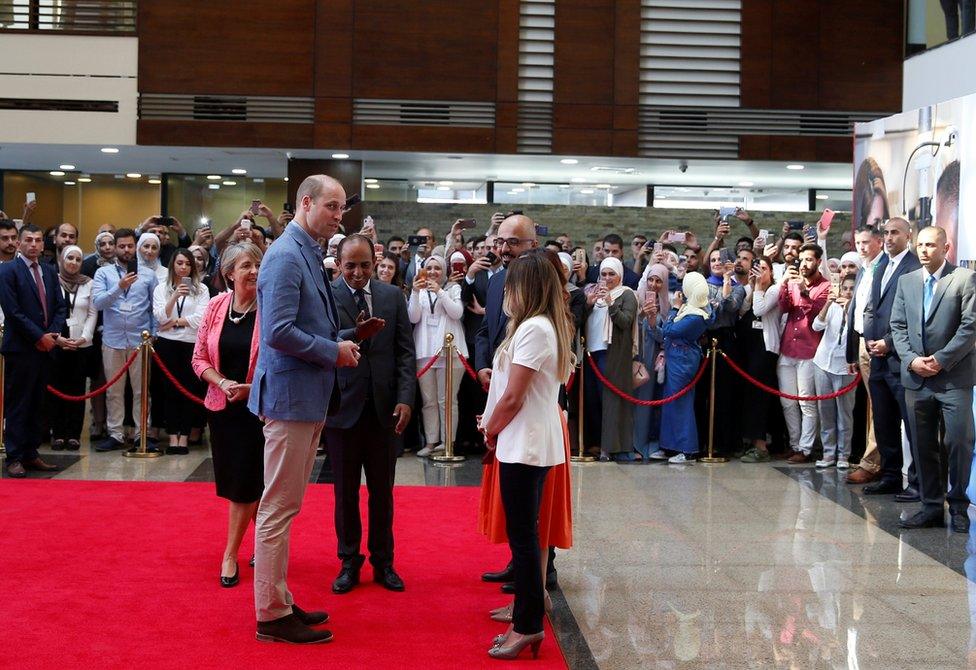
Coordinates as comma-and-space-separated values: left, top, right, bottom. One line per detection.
50, 245, 98, 451
480, 252, 574, 660
152, 248, 210, 454
408, 254, 468, 456
137, 232, 169, 283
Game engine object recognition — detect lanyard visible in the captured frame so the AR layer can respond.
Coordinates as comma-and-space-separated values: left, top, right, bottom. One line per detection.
63, 285, 77, 313
427, 290, 438, 313
176, 295, 186, 319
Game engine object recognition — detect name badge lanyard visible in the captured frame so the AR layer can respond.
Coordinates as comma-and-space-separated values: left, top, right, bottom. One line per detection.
175, 292, 187, 328
427, 290, 438, 314
63, 285, 78, 314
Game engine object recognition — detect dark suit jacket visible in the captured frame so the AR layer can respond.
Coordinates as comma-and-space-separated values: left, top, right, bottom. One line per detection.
0, 257, 67, 354
890, 263, 976, 392
845, 264, 869, 365
474, 267, 508, 371
861, 251, 921, 376
460, 269, 491, 348
329, 278, 416, 430
585, 263, 641, 290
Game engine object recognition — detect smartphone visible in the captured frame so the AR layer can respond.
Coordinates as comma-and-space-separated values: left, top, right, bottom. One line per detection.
344, 193, 361, 210
653, 242, 663, 255
26, 192, 36, 204
818, 208, 835, 233
161, 216, 175, 227
198, 221, 211, 231
451, 260, 466, 275
756, 229, 768, 248
373, 243, 384, 255
250, 200, 261, 216
240, 219, 252, 231
669, 231, 688, 245
718, 206, 737, 219
509, 209, 523, 216
417, 267, 428, 282
802, 224, 817, 242
791, 258, 801, 270
535, 224, 549, 236
572, 248, 586, 265
752, 258, 761, 269
407, 235, 427, 247
787, 220, 804, 231
719, 247, 734, 264
283, 202, 293, 214
484, 251, 499, 265
180, 277, 193, 288
458, 218, 477, 230
126, 259, 139, 274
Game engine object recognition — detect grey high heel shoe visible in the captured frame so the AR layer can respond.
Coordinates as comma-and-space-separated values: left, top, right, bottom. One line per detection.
487, 631, 544, 660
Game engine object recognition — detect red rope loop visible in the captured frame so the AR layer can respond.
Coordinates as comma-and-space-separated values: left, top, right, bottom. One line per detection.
720, 351, 860, 401
565, 369, 577, 393
46, 347, 140, 401
416, 350, 442, 379
586, 351, 709, 406
455, 350, 482, 384
151, 350, 206, 406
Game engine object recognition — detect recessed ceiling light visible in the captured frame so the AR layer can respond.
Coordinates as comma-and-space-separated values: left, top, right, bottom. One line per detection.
571, 177, 586, 183
816, 193, 829, 200
148, 178, 162, 185
658, 195, 668, 199
512, 188, 525, 193
507, 191, 518, 195
222, 180, 236, 186
78, 176, 92, 183
332, 153, 350, 159
738, 181, 754, 187
366, 183, 380, 189
595, 184, 611, 189
126, 173, 142, 179
252, 178, 264, 183
436, 186, 450, 191
522, 182, 535, 187
59, 164, 75, 170
64, 181, 76, 186
49, 170, 65, 176
580, 189, 595, 194
206, 175, 221, 180
283, 177, 289, 182
558, 184, 570, 189
364, 178, 378, 184
786, 164, 805, 170
100, 147, 119, 154
560, 159, 578, 165
438, 180, 454, 186
208, 184, 220, 190
231, 168, 247, 175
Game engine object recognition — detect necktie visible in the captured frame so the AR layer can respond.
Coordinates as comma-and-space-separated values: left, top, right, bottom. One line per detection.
923, 274, 936, 320
354, 288, 371, 319
31, 262, 49, 327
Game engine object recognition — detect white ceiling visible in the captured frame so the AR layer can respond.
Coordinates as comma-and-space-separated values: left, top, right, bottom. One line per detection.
0, 143, 855, 190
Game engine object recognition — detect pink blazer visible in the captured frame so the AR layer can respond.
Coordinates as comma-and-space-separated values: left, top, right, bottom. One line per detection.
192, 292, 261, 411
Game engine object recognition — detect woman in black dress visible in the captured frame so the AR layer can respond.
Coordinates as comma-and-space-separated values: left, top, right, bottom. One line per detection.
191, 241, 264, 587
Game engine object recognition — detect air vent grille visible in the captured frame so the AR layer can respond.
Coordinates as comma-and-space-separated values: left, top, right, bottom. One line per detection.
517, 0, 554, 153
0, 97, 118, 112
139, 94, 313, 123
352, 99, 495, 127
0, 0, 137, 33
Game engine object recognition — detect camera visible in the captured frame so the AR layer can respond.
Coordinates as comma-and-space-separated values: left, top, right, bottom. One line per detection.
678, 161, 688, 173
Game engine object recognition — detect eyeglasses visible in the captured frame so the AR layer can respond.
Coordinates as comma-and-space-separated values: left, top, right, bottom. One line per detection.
497, 237, 534, 248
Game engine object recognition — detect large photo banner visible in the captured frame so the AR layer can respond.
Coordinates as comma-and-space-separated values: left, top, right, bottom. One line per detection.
854, 92, 975, 265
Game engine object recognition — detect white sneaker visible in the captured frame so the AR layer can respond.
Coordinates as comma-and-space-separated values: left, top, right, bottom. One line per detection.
431, 444, 445, 453
668, 453, 695, 465
815, 458, 836, 468
417, 446, 432, 457
648, 449, 669, 461
837, 459, 850, 470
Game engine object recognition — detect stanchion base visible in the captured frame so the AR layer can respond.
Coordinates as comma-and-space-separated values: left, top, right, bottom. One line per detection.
123, 450, 161, 459
699, 456, 729, 464
570, 455, 596, 463
430, 454, 465, 463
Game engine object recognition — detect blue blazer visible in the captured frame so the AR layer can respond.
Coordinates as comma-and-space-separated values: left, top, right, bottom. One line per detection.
248, 223, 342, 423
862, 251, 921, 376
0, 258, 67, 355
474, 267, 507, 371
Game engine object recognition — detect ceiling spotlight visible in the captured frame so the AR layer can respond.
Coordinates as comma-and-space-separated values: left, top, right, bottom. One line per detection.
332, 153, 350, 159
560, 158, 579, 165
658, 195, 668, 200
100, 147, 119, 154
78, 175, 92, 183
738, 181, 754, 187
366, 183, 380, 189
59, 164, 75, 170
252, 178, 264, 183
571, 177, 586, 183
816, 193, 829, 200
786, 164, 805, 170
206, 175, 221, 180
595, 184, 611, 189
49, 170, 65, 176
148, 178, 162, 185
580, 189, 595, 194
231, 168, 247, 175
208, 184, 220, 190
64, 181, 76, 186
222, 180, 236, 186
436, 186, 451, 191
522, 182, 535, 187
284, 177, 289, 182
558, 185, 570, 189
364, 178, 378, 184
438, 180, 454, 186
512, 188, 525, 193
126, 173, 142, 179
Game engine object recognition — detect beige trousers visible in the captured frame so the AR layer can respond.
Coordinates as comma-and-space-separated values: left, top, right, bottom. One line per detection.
254, 417, 325, 622
857, 338, 881, 474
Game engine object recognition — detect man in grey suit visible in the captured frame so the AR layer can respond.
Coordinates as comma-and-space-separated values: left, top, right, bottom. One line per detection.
890, 225, 976, 532
326, 234, 415, 595
249, 175, 364, 644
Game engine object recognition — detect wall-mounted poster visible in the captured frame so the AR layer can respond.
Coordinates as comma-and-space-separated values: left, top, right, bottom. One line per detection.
853, 93, 973, 265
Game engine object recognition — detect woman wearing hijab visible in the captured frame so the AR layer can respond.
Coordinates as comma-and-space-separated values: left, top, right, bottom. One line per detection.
137, 232, 168, 283
81, 231, 116, 279
634, 263, 670, 460
583, 257, 638, 461
658, 272, 711, 463
50, 245, 98, 451
81, 231, 116, 440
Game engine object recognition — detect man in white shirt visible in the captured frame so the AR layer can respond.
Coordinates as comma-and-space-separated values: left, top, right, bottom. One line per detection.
844, 225, 884, 484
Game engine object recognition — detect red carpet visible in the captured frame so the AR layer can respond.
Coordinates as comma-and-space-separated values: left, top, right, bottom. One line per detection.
0, 480, 567, 669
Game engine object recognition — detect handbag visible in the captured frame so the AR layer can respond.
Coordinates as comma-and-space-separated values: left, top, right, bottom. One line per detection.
632, 322, 651, 389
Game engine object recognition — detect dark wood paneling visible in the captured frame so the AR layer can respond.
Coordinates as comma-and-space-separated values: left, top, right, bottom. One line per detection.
352, 126, 496, 154
816, 137, 854, 163
554, 104, 613, 129
737, 135, 852, 163
314, 97, 352, 149
612, 129, 638, 157
613, 0, 641, 107
737, 135, 771, 160
352, 0, 498, 101
739, 0, 772, 108
138, 1, 315, 96
552, 129, 613, 156
553, 0, 615, 106
496, 0, 521, 103
137, 120, 313, 148
314, 0, 354, 99
767, 2, 819, 110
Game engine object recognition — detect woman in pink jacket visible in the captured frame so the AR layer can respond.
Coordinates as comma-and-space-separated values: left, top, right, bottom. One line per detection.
192, 242, 263, 588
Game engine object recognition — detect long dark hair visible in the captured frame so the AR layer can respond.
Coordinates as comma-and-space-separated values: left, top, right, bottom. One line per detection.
375, 250, 403, 288
167, 248, 201, 292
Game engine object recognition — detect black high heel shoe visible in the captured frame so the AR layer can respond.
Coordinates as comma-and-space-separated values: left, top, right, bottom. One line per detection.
220, 563, 239, 588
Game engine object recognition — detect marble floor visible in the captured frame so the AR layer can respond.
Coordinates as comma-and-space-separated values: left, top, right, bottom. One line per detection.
6, 439, 976, 669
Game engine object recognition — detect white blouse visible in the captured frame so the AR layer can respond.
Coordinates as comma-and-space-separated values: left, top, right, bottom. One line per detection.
482, 316, 566, 468
61, 281, 98, 346
152, 281, 210, 344
751, 283, 784, 355
407, 282, 468, 366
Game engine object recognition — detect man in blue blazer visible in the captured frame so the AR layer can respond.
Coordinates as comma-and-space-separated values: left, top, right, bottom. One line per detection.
860, 218, 921, 498
0, 225, 67, 477
249, 175, 362, 645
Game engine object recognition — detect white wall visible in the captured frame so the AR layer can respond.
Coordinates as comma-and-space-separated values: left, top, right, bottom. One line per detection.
0, 34, 137, 145
903, 33, 976, 111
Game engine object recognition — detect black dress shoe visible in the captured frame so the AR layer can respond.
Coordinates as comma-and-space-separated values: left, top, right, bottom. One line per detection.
292, 603, 329, 625
256, 613, 333, 644
6, 461, 26, 478
546, 570, 558, 591
500, 582, 514, 594
220, 563, 239, 588
332, 566, 360, 594
895, 487, 920, 503
482, 562, 514, 583
95, 437, 125, 452
374, 566, 405, 592
898, 510, 945, 529
863, 480, 903, 495
249, 554, 255, 568
951, 512, 971, 534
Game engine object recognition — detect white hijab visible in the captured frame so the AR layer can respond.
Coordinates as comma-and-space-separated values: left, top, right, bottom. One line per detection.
675, 272, 710, 322
598, 257, 638, 352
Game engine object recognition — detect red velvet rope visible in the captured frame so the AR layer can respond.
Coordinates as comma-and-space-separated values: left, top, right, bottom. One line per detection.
721, 351, 860, 401
586, 351, 709, 407
151, 350, 206, 406
565, 369, 577, 393
455, 350, 482, 384
46, 348, 139, 401
416, 350, 442, 379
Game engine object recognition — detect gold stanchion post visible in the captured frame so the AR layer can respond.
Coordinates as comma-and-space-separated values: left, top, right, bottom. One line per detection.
125, 331, 160, 459
431, 333, 464, 464
571, 338, 594, 463
699, 338, 728, 464
0, 323, 5, 457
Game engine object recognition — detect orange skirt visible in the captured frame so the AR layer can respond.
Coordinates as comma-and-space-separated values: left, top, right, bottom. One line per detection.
477, 408, 573, 549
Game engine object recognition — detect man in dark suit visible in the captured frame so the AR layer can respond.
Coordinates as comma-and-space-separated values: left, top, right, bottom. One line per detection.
0, 224, 67, 478
327, 234, 415, 594
860, 217, 921, 498
890, 226, 976, 532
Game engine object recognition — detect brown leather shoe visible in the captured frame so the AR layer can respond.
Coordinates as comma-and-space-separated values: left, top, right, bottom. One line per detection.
6, 461, 27, 478
786, 451, 812, 464
23, 457, 59, 472
846, 467, 879, 485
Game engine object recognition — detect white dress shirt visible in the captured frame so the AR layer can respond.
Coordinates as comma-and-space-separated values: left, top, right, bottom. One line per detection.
342, 277, 373, 315
880, 247, 910, 294
853, 251, 881, 335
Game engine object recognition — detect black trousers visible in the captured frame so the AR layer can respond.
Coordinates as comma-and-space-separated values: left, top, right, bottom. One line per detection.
4, 350, 51, 464
50, 347, 88, 441
324, 397, 397, 568
154, 338, 204, 436
869, 367, 917, 487
499, 461, 550, 636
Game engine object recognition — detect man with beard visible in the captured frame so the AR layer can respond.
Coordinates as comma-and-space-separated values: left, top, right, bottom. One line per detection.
0, 218, 19, 263
771, 230, 804, 281
777, 243, 831, 463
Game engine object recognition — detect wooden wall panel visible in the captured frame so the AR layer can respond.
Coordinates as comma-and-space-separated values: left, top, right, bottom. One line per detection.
553, 0, 615, 105
737, 135, 852, 163
496, 0, 521, 103
138, 0, 315, 96
351, 126, 496, 154
613, 0, 641, 108
137, 120, 313, 148
352, 0, 498, 101
552, 129, 613, 157
739, 0, 772, 108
